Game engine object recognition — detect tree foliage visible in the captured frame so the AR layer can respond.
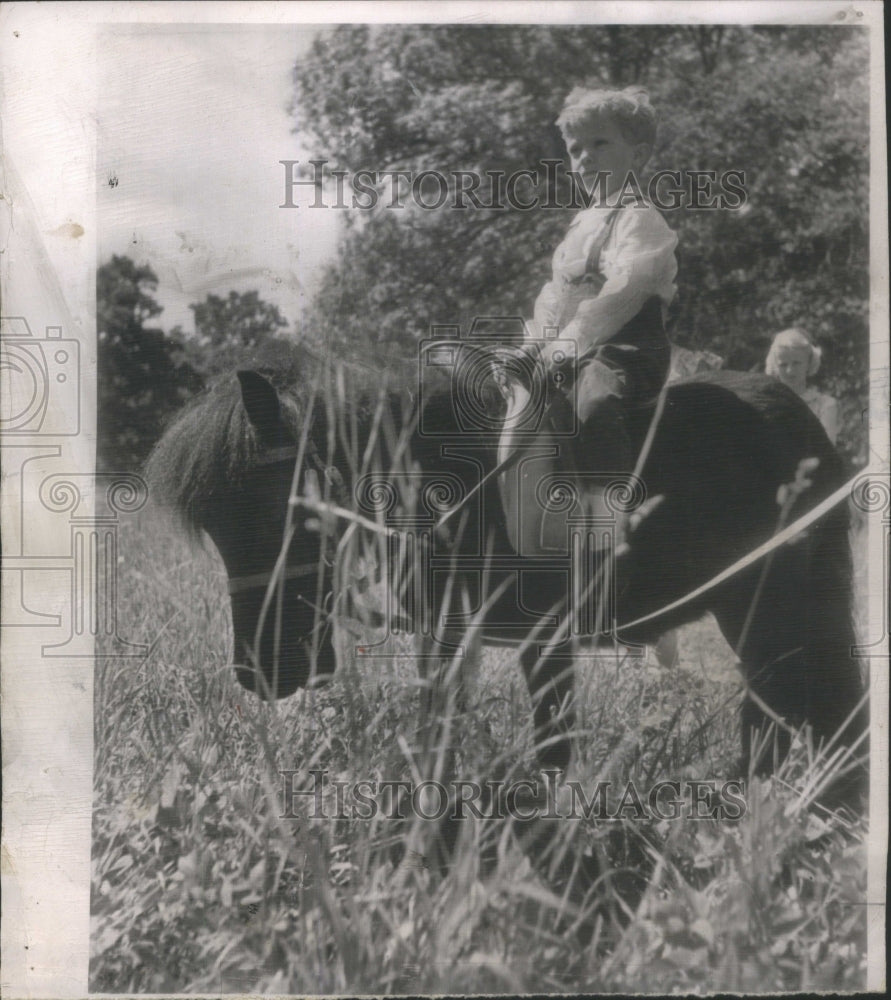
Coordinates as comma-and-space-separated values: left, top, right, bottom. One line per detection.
293, 25, 870, 464
182, 290, 289, 377
98, 262, 294, 468
97, 256, 202, 471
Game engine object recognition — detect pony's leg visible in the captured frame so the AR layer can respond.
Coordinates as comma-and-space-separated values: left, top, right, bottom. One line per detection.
427, 572, 485, 725
424, 630, 481, 731
459, 626, 483, 719
417, 616, 485, 770
712, 568, 808, 773
653, 628, 680, 669
409, 624, 488, 874
712, 537, 866, 785
520, 643, 576, 772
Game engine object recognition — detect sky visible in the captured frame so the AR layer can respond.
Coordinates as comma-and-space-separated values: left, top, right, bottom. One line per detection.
97, 24, 340, 334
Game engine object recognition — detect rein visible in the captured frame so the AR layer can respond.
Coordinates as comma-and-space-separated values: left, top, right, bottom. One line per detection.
227, 398, 870, 636
433, 442, 525, 533
228, 563, 328, 596
617, 467, 867, 632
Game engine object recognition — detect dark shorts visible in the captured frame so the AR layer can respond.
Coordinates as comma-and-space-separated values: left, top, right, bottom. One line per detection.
554, 296, 671, 470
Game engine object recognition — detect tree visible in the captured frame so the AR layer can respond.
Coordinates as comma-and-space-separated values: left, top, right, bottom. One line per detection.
97, 256, 202, 470
293, 25, 869, 465
650, 28, 869, 465
182, 290, 289, 377
292, 25, 679, 361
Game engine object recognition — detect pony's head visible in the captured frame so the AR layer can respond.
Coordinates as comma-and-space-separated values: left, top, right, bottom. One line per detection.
146, 360, 338, 698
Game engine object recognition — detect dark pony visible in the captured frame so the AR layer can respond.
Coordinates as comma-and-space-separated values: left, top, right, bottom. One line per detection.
146, 344, 866, 797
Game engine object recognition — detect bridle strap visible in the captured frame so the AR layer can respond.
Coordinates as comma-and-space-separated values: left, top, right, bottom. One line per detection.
254, 445, 300, 466
255, 439, 348, 503
228, 562, 329, 596
230, 433, 347, 596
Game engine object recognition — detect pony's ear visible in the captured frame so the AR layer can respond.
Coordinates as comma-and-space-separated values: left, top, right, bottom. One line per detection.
237, 370, 286, 445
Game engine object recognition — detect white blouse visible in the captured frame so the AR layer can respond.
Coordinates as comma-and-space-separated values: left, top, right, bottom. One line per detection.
801, 386, 840, 445
532, 204, 678, 354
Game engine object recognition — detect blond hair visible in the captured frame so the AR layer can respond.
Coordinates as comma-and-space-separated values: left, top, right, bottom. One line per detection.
765, 327, 822, 378
556, 86, 657, 150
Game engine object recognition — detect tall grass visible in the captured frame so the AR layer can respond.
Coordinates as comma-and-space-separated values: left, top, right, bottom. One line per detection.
90, 511, 868, 994
90, 370, 869, 994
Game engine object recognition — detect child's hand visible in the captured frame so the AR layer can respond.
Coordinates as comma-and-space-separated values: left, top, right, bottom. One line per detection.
539, 340, 564, 368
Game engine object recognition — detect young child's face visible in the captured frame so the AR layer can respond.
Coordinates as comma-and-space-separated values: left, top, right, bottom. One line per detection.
562, 111, 648, 198
772, 347, 810, 392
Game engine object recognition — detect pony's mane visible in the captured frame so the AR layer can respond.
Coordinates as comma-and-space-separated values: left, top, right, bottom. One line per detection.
144, 339, 421, 535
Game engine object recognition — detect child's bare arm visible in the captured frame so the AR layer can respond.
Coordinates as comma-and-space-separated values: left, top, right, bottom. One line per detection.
531, 279, 559, 336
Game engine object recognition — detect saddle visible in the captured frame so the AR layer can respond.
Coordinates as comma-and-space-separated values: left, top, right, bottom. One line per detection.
489, 297, 673, 556
492, 349, 646, 558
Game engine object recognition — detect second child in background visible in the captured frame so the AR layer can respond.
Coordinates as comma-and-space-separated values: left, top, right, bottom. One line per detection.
765, 327, 839, 445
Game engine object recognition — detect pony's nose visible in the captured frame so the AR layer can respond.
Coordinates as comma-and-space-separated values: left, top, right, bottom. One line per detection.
233, 662, 260, 694
233, 661, 306, 699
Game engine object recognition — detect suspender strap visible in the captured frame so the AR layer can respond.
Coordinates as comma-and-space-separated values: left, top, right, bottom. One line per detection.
583, 205, 623, 281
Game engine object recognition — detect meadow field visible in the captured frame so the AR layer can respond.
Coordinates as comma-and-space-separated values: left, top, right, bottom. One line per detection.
90, 506, 869, 994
